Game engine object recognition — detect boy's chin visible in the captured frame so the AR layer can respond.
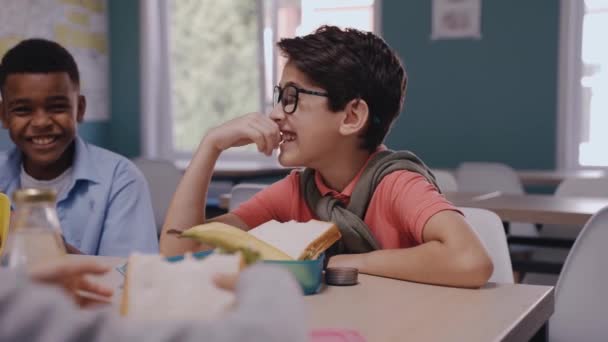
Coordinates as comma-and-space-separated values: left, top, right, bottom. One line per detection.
21, 145, 71, 169
277, 152, 302, 168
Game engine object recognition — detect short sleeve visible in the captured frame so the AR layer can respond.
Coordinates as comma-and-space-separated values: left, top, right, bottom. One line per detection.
232, 172, 300, 228
381, 172, 459, 244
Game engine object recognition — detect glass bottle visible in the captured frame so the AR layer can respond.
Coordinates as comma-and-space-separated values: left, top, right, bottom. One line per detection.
1, 188, 67, 270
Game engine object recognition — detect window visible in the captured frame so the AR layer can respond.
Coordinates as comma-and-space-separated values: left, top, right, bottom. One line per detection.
559, 0, 608, 168
141, 0, 379, 161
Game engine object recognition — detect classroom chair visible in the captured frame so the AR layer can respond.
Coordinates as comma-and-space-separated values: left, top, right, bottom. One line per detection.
456, 162, 538, 237
132, 158, 182, 235
229, 183, 267, 211
459, 207, 514, 283
549, 205, 608, 341
432, 169, 458, 192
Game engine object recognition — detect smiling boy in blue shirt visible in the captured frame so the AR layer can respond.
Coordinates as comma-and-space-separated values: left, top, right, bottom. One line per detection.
0, 39, 158, 256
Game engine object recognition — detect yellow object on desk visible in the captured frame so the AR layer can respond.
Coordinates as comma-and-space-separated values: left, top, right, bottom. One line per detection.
0, 193, 10, 255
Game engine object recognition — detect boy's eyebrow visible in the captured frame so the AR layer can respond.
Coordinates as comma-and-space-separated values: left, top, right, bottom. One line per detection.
7, 98, 31, 107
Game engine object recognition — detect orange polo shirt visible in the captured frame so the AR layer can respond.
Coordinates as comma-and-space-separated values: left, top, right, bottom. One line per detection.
233, 153, 458, 249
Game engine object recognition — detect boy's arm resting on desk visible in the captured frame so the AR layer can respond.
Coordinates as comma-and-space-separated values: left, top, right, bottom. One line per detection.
163, 213, 251, 256
97, 162, 159, 256
328, 210, 494, 288
160, 139, 221, 256
160, 113, 281, 257
0, 265, 307, 342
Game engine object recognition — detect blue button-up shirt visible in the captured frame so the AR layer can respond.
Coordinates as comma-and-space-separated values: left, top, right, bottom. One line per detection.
0, 137, 159, 256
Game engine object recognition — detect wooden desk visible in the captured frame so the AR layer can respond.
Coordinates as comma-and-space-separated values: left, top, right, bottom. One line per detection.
221, 191, 608, 225
176, 160, 292, 181
517, 169, 606, 187
79, 255, 554, 342
446, 192, 608, 226
309, 275, 553, 342
435, 168, 606, 187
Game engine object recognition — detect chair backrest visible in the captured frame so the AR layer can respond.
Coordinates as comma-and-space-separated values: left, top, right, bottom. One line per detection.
459, 207, 514, 283
0, 193, 10, 255
549, 206, 608, 342
455, 163, 537, 236
456, 162, 524, 195
432, 169, 458, 192
132, 158, 182, 234
229, 183, 267, 211
555, 177, 608, 198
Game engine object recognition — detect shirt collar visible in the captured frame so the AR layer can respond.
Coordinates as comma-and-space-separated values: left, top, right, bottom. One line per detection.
313, 145, 387, 199
0, 136, 101, 189
71, 136, 101, 185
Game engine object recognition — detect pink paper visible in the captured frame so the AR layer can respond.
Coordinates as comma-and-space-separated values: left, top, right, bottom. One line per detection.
310, 329, 366, 342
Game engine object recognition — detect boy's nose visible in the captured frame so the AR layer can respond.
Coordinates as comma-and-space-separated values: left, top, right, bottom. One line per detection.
30, 109, 53, 128
268, 104, 286, 123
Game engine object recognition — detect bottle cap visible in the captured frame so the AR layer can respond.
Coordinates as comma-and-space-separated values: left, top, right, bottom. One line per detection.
12, 188, 57, 203
325, 267, 359, 286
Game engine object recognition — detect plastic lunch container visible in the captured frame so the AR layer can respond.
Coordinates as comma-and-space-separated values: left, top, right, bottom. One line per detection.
166, 251, 325, 295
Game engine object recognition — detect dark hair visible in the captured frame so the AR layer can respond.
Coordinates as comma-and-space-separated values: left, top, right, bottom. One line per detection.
0, 38, 80, 94
277, 25, 407, 151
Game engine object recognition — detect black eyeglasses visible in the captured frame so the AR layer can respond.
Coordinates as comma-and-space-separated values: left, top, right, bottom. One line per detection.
273, 84, 329, 114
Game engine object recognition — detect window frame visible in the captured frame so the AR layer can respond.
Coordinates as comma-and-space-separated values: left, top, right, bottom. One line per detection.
557, 0, 584, 170
557, 0, 608, 170
140, 0, 382, 164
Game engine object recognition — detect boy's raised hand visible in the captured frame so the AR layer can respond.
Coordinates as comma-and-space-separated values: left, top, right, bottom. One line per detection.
205, 112, 281, 156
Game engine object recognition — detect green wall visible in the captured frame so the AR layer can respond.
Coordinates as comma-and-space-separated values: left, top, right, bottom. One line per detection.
81, 0, 140, 156
2, 0, 561, 170
382, 0, 559, 169
106, 0, 141, 157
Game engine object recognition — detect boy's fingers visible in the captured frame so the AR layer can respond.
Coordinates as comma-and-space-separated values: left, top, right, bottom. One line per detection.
62, 261, 111, 277
75, 290, 113, 308
30, 259, 110, 281
79, 278, 114, 298
241, 114, 280, 155
244, 127, 265, 153
213, 273, 238, 291
248, 122, 270, 154
260, 122, 280, 155
258, 117, 282, 151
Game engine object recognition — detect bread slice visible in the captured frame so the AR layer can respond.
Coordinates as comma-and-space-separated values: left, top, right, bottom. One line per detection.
180, 219, 341, 261
248, 220, 341, 260
121, 253, 241, 319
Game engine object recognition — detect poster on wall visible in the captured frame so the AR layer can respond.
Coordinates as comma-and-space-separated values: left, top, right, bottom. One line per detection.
431, 0, 482, 40
0, 0, 109, 121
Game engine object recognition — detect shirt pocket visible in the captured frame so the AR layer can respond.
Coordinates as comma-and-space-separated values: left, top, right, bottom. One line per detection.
58, 192, 102, 251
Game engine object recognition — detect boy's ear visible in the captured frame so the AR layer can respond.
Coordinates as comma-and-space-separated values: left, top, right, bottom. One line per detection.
338, 98, 369, 137
76, 95, 86, 123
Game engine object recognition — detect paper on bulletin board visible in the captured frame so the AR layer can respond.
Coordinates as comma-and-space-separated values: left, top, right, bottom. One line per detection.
0, 0, 109, 121
431, 0, 482, 40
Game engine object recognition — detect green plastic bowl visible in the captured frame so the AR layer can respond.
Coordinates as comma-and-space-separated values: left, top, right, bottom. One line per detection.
166, 251, 324, 295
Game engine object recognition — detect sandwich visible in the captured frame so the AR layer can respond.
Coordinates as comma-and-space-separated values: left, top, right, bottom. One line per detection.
122, 219, 340, 320
179, 219, 342, 260
121, 252, 242, 319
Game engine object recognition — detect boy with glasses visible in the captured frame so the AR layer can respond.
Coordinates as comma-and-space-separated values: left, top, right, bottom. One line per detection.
161, 26, 493, 288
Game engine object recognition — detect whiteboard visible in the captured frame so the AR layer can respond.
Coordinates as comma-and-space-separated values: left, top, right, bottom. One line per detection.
0, 0, 109, 121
